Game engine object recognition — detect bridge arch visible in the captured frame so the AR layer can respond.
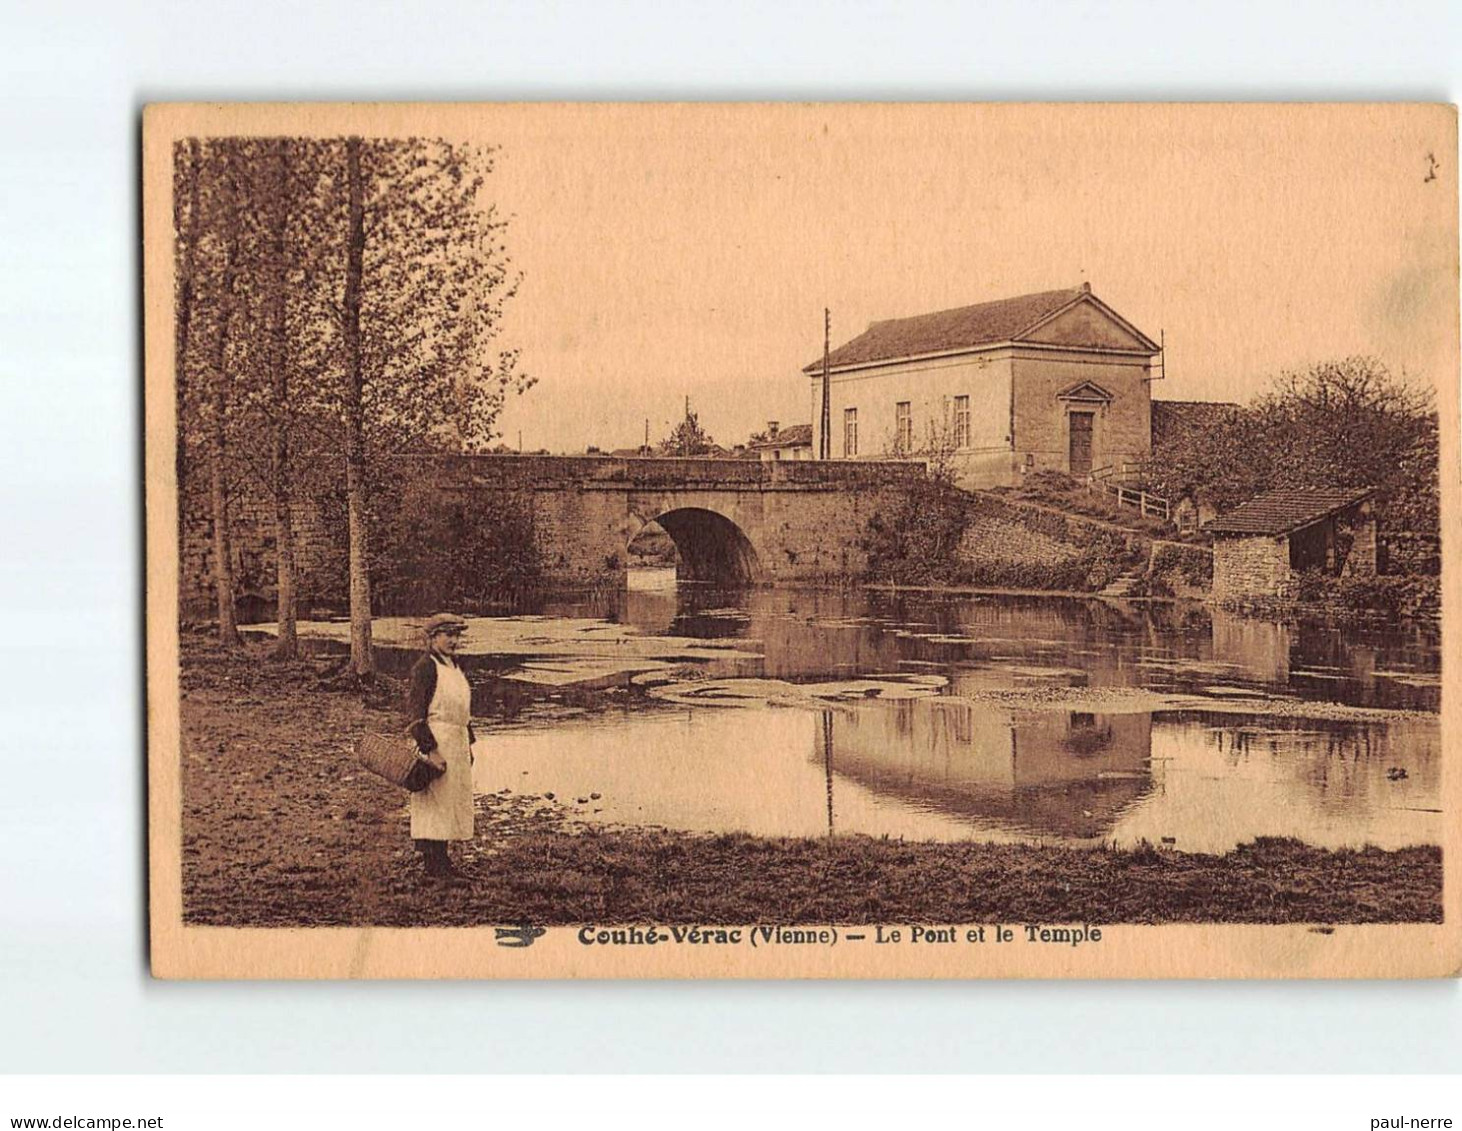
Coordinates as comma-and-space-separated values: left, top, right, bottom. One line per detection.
631, 506, 761, 584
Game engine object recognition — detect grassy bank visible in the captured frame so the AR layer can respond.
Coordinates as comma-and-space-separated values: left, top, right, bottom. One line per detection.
177, 637, 1442, 927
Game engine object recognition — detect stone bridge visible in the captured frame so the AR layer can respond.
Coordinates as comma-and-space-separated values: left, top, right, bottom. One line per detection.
404, 454, 927, 586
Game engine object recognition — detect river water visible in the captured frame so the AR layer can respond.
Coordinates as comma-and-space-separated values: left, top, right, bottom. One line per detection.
271, 571, 1444, 852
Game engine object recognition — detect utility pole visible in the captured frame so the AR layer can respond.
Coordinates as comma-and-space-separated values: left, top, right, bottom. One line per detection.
820, 308, 831, 459
821, 709, 835, 837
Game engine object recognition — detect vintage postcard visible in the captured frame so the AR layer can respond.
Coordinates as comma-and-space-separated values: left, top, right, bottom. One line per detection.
144, 103, 1459, 978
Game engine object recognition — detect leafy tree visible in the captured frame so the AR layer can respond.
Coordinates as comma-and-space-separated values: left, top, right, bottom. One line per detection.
172, 136, 531, 667
657, 407, 718, 456
1147, 357, 1438, 538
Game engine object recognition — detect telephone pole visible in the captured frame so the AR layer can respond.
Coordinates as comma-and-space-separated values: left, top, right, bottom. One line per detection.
820, 308, 831, 459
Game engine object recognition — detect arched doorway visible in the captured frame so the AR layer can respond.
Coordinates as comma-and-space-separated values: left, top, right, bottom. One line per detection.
635, 507, 760, 584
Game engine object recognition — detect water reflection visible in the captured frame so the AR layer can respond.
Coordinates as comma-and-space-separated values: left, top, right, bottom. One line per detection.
474, 582, 1439, 849
285, 577, 1441, 850
537, 583, 1439, 711
820, 705, 1153, 840
477, 698, 1440, 851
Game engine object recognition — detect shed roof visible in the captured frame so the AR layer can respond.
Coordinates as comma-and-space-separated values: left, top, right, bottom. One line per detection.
1205, 488, 1374, 537
802, 285, 1157, 374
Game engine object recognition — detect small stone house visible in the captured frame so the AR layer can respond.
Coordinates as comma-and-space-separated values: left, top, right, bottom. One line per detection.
1206, 488, 1377, 601
803, 283, 1161, 488
748, 421, 813, 461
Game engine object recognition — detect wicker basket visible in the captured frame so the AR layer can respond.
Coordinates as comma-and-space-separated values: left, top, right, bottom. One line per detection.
356, 731, 446, 792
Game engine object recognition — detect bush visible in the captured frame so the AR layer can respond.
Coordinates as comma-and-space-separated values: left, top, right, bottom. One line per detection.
1292, 570, 1440, 619
1147, 540, 1213, 597
860, 479, 973, 586
369, 471, 543, 613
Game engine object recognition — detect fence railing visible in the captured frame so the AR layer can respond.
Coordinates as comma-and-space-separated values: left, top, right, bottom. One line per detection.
1087, 463, 1171, 521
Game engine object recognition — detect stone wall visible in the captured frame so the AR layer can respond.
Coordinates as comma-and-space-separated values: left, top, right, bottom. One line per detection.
1340, 505, 1378, 577
948, 492, 1151, 591
1380, 531, 1441, 576
179, 484, 344, 623
1146, 540, 1213, 599
956, 516, 1084, 575
1210, 534, 1294, 601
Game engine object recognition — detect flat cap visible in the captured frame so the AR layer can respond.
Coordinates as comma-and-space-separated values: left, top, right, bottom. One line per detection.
422, 612, 469, 636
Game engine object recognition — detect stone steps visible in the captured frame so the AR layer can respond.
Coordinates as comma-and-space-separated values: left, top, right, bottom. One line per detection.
1098, 572, 1145, 598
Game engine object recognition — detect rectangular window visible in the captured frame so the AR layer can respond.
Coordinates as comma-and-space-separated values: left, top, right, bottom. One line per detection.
843, 407, 858, 458
895, 401, 912, 454
953, 395, 971, 449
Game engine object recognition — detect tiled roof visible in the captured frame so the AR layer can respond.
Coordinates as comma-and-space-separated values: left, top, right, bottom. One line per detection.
1205, 488, 1374, 536
749, 423, 813, 449
1151, 400, 1241, 446
803, 286, 1130, 373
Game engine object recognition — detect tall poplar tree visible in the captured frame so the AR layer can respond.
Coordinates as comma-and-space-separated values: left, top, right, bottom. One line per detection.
342, 137, 371, 677
333, 137, 529, 678
201, 140, 244, 647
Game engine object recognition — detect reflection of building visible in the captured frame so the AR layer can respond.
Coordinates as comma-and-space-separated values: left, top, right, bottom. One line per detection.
1209, 609, 1291, 685
1207, 488, 1377, 601
821, 700, 1153, 840
804, 284, 1160, 488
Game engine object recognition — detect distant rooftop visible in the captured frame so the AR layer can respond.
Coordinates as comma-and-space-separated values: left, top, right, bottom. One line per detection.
1205, 488, 1374, 537
748, 423, 813, 449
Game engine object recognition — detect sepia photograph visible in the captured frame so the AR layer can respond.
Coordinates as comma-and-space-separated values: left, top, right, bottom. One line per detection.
143, 102, 1459, 978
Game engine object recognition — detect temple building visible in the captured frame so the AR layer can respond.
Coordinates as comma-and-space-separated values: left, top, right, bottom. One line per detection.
803, 283, 1161, 489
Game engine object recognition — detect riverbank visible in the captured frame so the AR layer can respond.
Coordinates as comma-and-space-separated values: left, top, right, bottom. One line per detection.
176, 636, 1441, 927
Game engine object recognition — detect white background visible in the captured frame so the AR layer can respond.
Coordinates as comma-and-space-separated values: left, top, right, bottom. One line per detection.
3, 1076, 1459, 1129
1, 0, 1460, 1074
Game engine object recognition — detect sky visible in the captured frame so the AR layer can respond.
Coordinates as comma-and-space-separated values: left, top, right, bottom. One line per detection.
467, 103, 1457, 454
155, 103, 1457, 455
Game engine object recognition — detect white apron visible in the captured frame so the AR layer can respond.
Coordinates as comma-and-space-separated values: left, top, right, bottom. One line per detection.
409, 656, 476, 841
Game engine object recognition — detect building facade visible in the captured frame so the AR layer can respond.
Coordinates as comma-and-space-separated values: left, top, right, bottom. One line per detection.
804, 284, 1160, 489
